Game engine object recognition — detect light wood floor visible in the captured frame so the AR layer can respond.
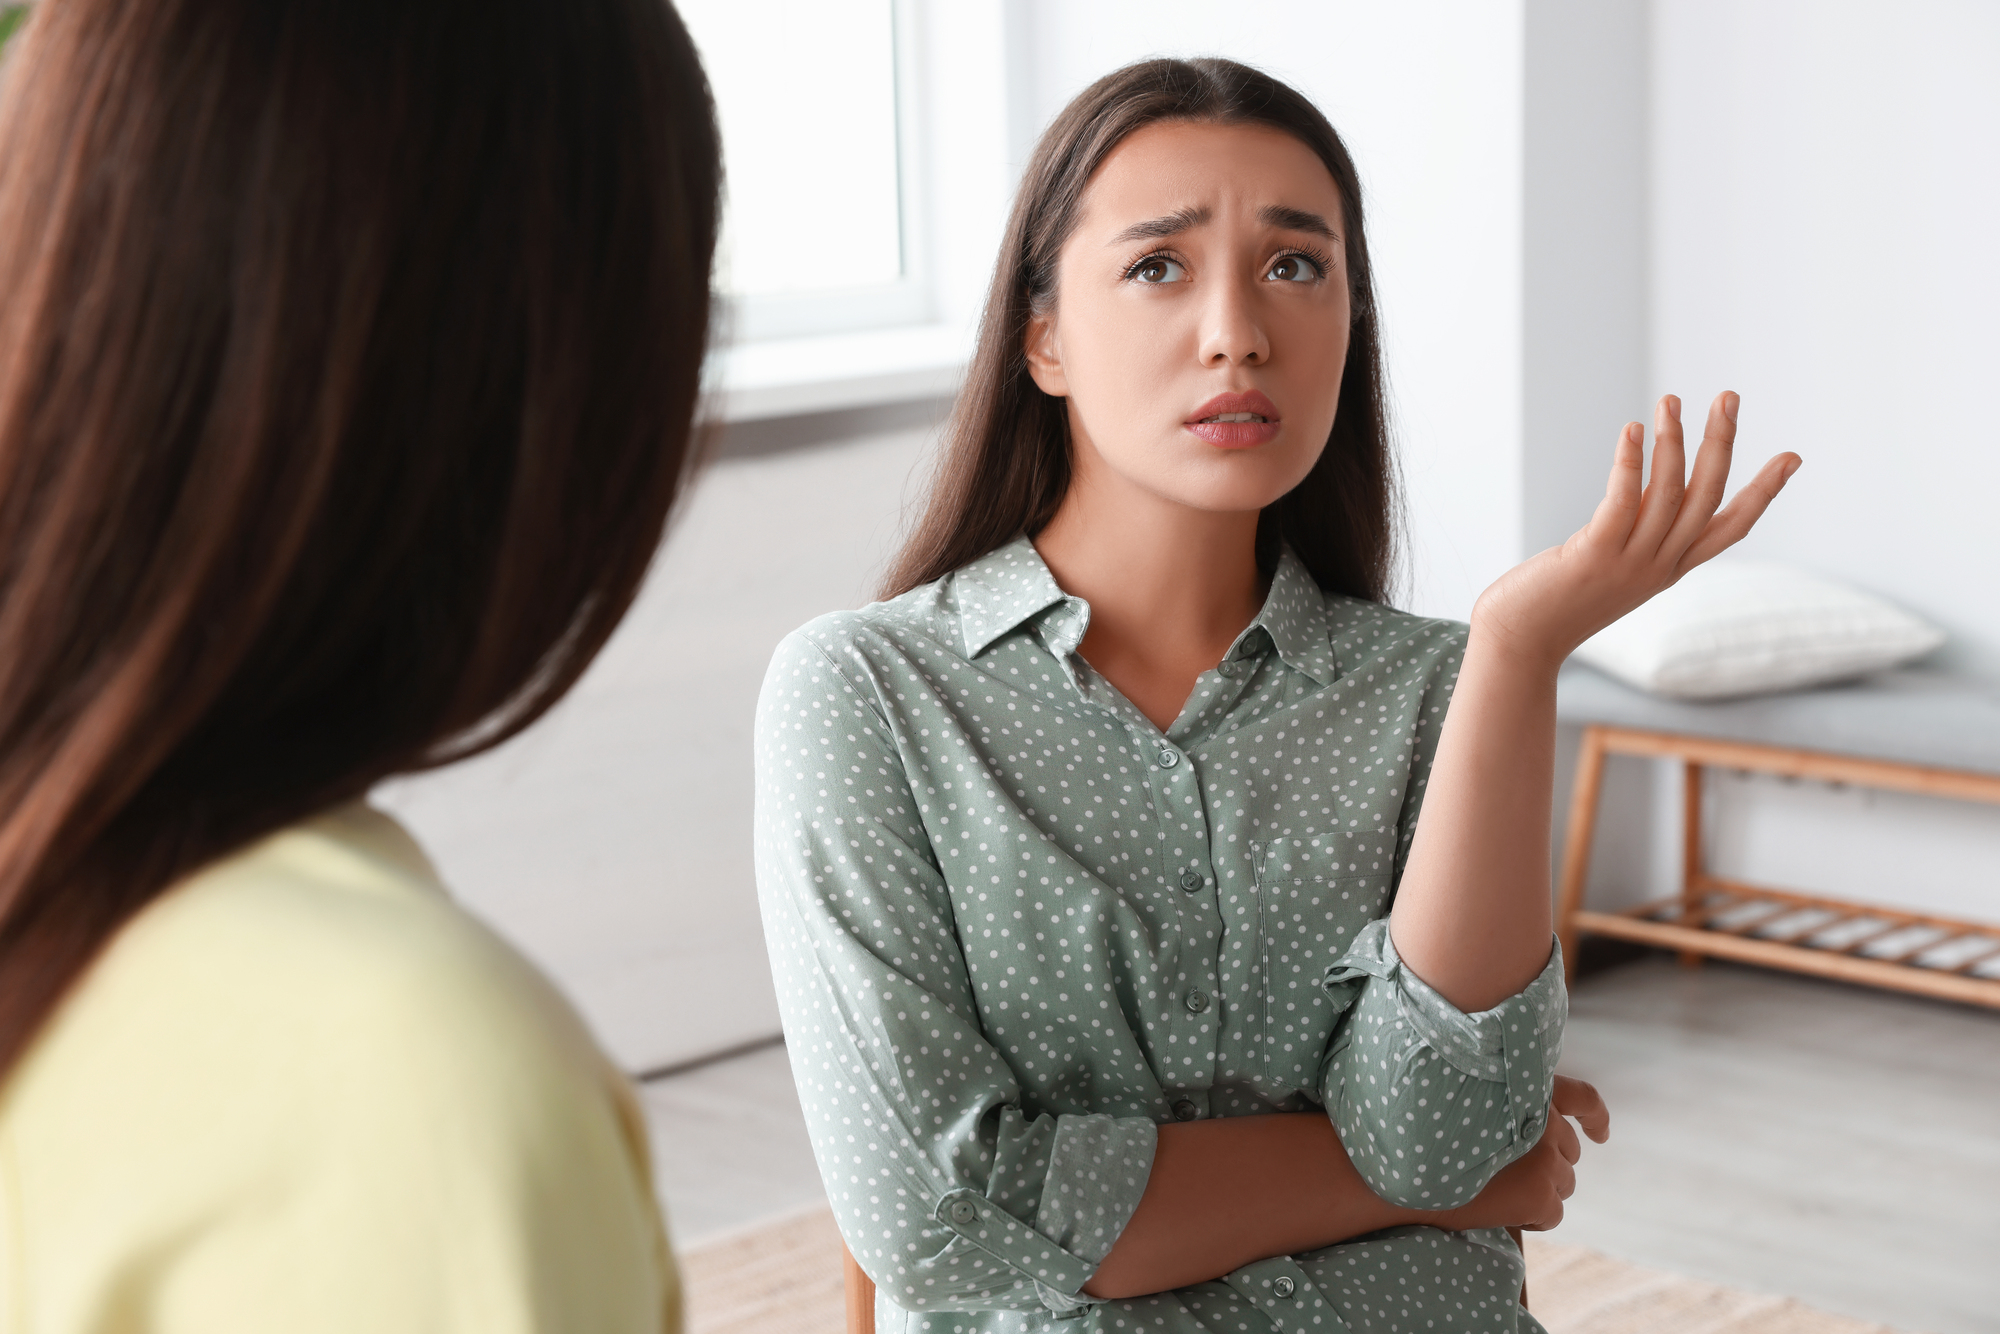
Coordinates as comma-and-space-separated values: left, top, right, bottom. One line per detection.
640, 957, 1999, 1334
1552, 956, 1997, 1334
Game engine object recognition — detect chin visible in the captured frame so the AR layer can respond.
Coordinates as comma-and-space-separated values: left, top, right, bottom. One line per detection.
1150, 471, 1303, 516
1161, 450, 1317, 514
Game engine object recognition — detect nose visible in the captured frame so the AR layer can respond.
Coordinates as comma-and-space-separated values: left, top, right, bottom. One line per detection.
1195, 274, 1269, 367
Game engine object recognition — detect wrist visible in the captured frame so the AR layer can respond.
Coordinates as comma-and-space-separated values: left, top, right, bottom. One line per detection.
1462, 614, 1568, 682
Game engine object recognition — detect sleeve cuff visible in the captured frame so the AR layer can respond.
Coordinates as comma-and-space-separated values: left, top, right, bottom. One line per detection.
1322, 919, 1567, 1131
936, 1112, 1156, 1317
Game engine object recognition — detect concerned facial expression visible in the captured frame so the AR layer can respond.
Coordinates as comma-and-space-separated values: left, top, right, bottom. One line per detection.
1024, 119, 1353, 516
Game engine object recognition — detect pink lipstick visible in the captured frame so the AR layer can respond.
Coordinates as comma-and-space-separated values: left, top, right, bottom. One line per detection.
1184, 390, 1281, 448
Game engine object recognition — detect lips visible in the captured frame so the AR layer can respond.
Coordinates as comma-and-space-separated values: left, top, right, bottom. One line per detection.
1185, 390, 1281, 449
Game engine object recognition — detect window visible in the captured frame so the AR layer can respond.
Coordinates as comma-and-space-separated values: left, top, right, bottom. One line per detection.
676, 0, 929, 342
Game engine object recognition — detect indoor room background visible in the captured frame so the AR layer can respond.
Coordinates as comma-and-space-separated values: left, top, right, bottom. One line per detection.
362, 1, 2000, 1327
0, 0, 1988, 1330
378, 0, 2000, 1075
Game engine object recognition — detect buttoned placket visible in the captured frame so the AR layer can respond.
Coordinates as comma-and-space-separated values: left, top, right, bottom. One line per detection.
1057, 633, 1277, 1121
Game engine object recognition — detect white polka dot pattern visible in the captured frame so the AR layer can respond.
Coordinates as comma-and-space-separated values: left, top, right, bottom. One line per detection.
752, 539, 1563, 1333
1318, 919, 1566, 1211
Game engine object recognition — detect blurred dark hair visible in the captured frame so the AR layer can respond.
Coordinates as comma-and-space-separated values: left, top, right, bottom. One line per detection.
0, 0, 719, 1076
881, 57, 1398, 601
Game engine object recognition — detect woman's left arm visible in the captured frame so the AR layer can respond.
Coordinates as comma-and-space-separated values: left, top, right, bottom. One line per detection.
1390, 392, 1798, 1011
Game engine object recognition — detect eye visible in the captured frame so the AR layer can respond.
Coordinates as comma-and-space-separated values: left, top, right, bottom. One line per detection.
1127, 255, 1188, 284
1265, 252, 1323, 283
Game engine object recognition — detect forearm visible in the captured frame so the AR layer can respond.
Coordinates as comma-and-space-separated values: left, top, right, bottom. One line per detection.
1388, 620, 1559, 1012
1081, 1113, 1422, 1300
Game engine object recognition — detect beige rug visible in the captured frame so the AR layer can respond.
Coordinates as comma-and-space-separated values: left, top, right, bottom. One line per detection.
1518, 1235, 1911, 1334
678, 1207, 1914, 1334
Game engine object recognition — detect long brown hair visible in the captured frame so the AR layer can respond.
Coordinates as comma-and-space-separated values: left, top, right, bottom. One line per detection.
882, 58, 1399, 601
0, 0, 719, 1078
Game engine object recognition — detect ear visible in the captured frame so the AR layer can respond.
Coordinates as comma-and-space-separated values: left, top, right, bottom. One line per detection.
1022, 308, 1069, 397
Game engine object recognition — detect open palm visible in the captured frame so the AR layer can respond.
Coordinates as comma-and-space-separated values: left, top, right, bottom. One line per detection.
1474, 391, 1801, 667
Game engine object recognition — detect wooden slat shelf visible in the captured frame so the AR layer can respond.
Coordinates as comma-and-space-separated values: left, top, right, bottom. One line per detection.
1557, 724, 2000, 1011
1572, 894, 2000, 1009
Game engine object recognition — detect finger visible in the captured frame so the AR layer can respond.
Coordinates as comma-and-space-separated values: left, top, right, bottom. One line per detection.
1660, 392, 1739, 559
1554, 1155, 1576, 1201
1628, 395, 1687, 556
1676, 452, 1802, 575
1553, 1076, 1612, 1144
1581, 421, 1645, 548
1547, 1108, 1581, 1164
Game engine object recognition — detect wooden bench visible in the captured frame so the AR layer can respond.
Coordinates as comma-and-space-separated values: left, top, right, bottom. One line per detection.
1553, 663, 2000, 1007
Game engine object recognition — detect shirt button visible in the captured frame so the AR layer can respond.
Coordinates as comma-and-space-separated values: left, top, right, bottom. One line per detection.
948, 1200, 978, 1225
1273, 1276, 1297, 1299
1183, 988, 1210, 1014
1172, 1099, 1200, 1122
1178, 870, 1203, 892
1217, 660, 1239, 679
1156, 746, 1181, 769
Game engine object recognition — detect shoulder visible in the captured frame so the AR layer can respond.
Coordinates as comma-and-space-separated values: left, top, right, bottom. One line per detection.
143, 808, 599, 1081
1, 806, 670, 1329
4, 803, 636, 1203
783, 574, 957, 660
763, 576, 964, 698
1322, 594, 1468, 690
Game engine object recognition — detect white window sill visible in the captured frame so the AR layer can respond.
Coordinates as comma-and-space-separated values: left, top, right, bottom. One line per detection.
708, 323, 972, 423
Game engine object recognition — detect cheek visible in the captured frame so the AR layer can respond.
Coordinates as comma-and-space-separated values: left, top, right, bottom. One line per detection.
1294, 299, 1351, 372
1062, 299, 1188, 413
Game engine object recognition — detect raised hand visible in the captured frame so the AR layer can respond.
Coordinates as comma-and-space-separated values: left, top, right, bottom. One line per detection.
1473, 392, 1801, 670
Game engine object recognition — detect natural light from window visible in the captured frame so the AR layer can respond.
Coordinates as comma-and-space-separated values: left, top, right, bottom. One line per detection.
676, 0, 904, 303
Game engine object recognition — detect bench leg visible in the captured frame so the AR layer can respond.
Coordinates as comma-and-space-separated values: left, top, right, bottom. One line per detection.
1680, 760, 1705, 969
1556, 726, 1610, 986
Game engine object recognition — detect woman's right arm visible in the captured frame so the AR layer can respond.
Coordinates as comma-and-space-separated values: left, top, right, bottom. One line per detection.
1084, 1077, 1610, 1300
753, 627, 1161, 1320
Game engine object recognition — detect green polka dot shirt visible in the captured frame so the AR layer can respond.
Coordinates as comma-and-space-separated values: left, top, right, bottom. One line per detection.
754, 539, 1566, 1332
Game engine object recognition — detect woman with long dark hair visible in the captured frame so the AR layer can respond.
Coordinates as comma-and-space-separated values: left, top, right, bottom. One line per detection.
0, 1, 717, 1328
756, 59, 1795, 1331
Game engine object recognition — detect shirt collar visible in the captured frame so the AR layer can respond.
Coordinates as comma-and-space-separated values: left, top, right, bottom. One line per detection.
950, 535, 1338, 686
1238, 546, 1340, 686
952, 536, 1076, 658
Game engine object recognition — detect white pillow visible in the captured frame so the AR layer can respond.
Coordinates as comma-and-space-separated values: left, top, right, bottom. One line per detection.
1572, 560, 1945, 701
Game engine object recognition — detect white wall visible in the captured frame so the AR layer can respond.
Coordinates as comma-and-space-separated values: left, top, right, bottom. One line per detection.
1558, 0, 2000, 926
1650, 0, 2000, 678
1023, 0, 1527, 621
1523, 0, 1649, 554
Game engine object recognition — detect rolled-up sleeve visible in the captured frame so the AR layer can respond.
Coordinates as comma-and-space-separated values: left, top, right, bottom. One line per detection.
1314, 919, 1566, 1210
753, 630, 1156, 1317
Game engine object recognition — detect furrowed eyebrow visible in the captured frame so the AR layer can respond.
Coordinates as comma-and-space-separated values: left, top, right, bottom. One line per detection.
1109, 206, 1211, 246
1258, 205, 1337, 239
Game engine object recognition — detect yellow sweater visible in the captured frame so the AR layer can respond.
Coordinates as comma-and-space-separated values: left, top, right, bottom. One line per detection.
0, 804, 679, 1334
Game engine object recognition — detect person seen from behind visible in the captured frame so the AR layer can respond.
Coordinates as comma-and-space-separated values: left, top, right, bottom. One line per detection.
0, 1, 719, 1329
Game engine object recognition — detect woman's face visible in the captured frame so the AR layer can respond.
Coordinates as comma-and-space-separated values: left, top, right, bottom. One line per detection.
1025, 119, 1352, 517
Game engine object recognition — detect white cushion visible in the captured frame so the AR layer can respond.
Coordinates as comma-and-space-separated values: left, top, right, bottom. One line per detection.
1571, 560, 1945, 701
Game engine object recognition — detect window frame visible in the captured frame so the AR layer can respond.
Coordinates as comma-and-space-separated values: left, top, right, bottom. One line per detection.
720, 0, 935, 345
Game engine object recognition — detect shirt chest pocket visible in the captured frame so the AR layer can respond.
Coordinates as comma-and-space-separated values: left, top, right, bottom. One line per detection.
1252, 835, 1394, 1091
